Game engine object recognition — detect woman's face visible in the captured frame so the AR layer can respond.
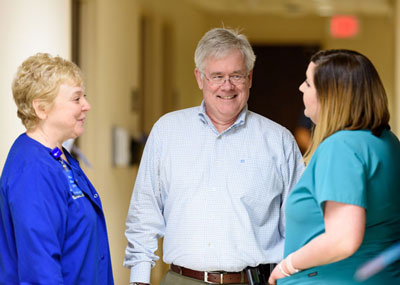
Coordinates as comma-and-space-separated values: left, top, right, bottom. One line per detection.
299, 62, 320, 124
43, 83, 91, 142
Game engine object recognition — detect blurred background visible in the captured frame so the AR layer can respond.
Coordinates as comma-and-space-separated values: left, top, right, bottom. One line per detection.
1, 0, 399, 284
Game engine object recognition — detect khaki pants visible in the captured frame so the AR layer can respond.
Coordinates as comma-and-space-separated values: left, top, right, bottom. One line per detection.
161, 270, 248, 285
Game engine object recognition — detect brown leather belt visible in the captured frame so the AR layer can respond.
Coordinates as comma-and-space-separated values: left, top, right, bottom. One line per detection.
171, 264, 248, 284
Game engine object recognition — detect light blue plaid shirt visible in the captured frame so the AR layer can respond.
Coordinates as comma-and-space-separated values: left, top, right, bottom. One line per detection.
124, 102, 304, 283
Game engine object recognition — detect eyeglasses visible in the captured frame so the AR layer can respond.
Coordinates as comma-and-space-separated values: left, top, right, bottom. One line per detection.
201, 72, 248, 87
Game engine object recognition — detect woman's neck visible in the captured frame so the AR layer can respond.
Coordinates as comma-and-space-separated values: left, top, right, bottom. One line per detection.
26, 128, 67, 160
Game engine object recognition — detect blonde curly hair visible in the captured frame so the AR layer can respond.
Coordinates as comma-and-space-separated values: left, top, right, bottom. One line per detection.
12, 53, 84, 130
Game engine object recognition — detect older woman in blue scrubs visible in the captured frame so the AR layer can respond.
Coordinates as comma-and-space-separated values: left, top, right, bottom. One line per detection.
268, 50, 400, 284
0, 53, 114, 284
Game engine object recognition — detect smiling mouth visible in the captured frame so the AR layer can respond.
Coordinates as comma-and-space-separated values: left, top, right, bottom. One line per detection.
217, 95, 237, 100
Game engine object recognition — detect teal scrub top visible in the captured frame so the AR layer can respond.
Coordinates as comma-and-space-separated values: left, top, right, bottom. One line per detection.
279, 129, 400, 285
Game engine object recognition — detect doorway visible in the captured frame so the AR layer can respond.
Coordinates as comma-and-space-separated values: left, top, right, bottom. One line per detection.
248, 44, 320, 133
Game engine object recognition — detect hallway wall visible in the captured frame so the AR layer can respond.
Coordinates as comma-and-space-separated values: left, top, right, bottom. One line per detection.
78, 0, 141, 284
0, 0, 72, 169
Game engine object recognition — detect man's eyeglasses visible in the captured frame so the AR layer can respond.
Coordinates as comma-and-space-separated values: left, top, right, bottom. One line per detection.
201, 72, 248, 87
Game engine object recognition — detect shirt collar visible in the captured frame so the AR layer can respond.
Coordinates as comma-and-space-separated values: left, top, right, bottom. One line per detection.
197, 100, 247, 134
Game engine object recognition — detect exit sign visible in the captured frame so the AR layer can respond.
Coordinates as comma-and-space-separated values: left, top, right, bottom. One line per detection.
330, 15, 359, 38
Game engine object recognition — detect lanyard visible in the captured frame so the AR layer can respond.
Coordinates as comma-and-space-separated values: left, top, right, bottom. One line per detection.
51, 147, 84, 199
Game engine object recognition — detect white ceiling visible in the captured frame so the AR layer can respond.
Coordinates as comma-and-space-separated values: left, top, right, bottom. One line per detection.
187, 0, 393, 17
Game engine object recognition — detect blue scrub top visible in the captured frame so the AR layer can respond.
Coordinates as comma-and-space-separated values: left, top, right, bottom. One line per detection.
0, 134, 114, 284
279, 129, 400, 285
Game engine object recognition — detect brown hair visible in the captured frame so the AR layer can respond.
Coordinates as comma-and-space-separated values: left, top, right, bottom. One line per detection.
304, 49, 390, 164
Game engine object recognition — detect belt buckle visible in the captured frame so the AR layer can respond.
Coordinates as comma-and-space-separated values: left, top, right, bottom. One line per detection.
203, 271, 223, 284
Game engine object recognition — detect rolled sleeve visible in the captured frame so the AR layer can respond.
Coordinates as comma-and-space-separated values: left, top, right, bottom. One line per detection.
129, 262, 152, 283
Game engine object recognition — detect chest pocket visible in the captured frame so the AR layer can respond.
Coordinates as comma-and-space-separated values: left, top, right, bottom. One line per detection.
228, 156, 283, 200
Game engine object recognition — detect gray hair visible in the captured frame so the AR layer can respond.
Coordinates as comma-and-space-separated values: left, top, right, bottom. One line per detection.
194, 28, 256, 73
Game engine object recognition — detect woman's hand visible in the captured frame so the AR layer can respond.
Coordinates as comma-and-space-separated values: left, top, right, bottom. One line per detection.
268, 262, 287, 285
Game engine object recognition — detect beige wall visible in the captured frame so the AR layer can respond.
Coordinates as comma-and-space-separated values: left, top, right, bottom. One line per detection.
324, 16, 395, 129
138, 0, 207, 124
0, 0, 72, 170
79, 0, 140, 284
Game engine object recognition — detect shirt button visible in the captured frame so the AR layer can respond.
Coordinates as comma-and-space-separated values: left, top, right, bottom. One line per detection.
94, 194, 98, 198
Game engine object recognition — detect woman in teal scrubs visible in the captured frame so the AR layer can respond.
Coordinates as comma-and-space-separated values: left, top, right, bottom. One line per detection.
0, 53, 114, 284
269, 50, 400, 284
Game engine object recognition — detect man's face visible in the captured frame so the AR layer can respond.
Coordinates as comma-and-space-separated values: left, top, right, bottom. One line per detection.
195, 49, 252, 129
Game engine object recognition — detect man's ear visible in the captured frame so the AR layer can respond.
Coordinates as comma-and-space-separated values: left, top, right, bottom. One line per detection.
194, 68, 204, 90
32, 99, 48, 120
248, 69, 253, 89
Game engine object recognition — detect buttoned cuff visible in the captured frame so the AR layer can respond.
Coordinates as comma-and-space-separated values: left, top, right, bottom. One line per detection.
129, 262, 152, 283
